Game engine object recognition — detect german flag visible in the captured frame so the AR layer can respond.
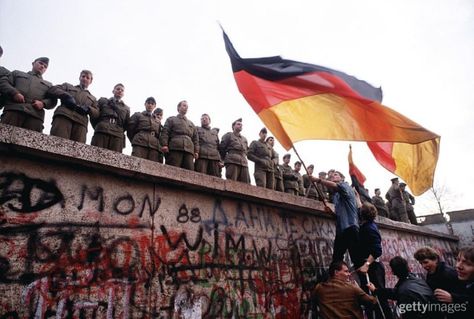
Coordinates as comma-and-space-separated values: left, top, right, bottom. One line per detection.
223, 31, 440, 195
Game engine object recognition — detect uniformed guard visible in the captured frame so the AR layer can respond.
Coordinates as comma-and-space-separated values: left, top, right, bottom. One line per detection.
91, 83, 130, 152
281, 154, 299, 195
47, 70, 98, 143
0, 46, 10, 109
127, 97, 162, 162
385, 177, 410, 223
248, 128, 274, 189
294, 161, 305, 196
303, 164, 319, 199
0, 57, 57, 132
219, 118, 250, 183
195, 113, 222, 177
400, 183, 417, 224
160, 100, 199, 170
266, 136, 284, 192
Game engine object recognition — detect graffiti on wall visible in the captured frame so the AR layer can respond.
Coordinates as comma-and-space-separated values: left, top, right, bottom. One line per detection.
0, 170, 458, 318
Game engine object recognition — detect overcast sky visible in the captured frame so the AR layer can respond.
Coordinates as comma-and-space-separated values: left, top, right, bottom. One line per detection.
1, 0, 473, 216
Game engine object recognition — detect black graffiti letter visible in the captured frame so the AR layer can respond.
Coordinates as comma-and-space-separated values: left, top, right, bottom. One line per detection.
77, 185, 104, 212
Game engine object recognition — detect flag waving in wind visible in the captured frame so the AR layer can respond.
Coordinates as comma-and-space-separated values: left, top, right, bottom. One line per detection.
222, 30, 440, 195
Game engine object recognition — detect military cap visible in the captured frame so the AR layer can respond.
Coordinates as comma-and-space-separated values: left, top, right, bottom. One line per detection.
232, 118, 242, 128
153, 107, 163, 115
391, 177, 399, 182
307, 164, 314, 169
34, 57, 49, 66
400, 183, 407, 187
145, 97, 156, 104
283, 153, 291, 159
260, 127, 267, 134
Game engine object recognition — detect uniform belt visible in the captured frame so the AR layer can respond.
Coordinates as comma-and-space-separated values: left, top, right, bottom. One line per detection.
101, 116, 119, 124
138, 130, 156, 136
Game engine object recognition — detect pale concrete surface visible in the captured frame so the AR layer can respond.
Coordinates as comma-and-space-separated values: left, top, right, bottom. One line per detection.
0, 124, 458, 318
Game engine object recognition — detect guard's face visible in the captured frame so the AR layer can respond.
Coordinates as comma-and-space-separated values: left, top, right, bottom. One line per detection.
266, 138, 274, 147
79, 72, 93, 89
233, 121, 242, 133
32, 60, 48, 75
283, 156, 290, 164
295, 163, 301, 172
201, 115, 210, 127
259, 131, 267, 140
145, 102, 156, 113
113, 85, 124, 99
178, 101, 188, 115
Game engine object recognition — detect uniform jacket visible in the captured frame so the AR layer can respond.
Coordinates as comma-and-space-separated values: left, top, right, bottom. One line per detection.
402, 190, 415, 210
295, 171, 305, 195
248, 139, 273, 171
372, 195, 389, 217
160, 114, 199, 155
0, 66, 9, 107
281, 163, 298, 189
197, 126, 221, 161
0, 70, 57, 120
386, 184, 404, 207
91, 97, 130, 138
48, 83, 98, 127
127, 111, 161, 150
303, 174, 319, 198
270, 149, 282, 179
219, 132, 249, 166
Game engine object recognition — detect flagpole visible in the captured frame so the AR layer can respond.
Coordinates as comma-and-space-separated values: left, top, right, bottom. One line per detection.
291, 145, 332, 213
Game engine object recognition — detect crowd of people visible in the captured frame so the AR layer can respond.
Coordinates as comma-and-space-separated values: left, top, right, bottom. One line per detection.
1, 51, 473, 319
310, 171, 473, 319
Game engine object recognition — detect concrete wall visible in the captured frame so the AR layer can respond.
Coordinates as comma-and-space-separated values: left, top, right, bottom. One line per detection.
0, 124, 458, 319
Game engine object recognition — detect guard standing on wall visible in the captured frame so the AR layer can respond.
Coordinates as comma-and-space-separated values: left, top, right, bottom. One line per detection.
91, 83, 130, 152
281, 154, 299, 195
0, 57, 57, 132
248, 127, 274, 189
160, 100, 199, 170
47, 70, 99, 143
195, 113, 222, 177
219, 118, 250, 183
127, 97, 162, 162
0, 45, 10, 109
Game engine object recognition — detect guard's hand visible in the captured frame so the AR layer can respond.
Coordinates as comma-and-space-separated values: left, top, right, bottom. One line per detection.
218, 161, 224, 168
32, 100, 44, 110
434, 289, 453, 303
194, 153, 199, 159
76, 104, 90, 115
161, 146, 169, 153
62, 95, 77, 108
13, 93, 25, 103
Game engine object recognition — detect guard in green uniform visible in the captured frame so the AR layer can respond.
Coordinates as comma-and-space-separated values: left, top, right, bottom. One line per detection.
219, 118, 250, 184
160, 100, 199, 170
91, 83, 130, 152
195, 113, 221, 177
127, 97, 162, 162
0, 57, 57, 132
47, 70, 98, 142
248, 128, 274, 189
